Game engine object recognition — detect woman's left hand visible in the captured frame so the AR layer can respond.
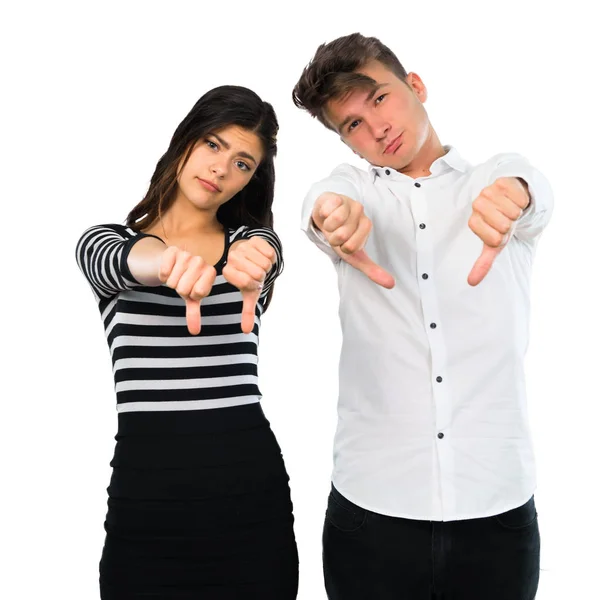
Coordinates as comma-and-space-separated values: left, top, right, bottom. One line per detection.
223, 237, 276, 333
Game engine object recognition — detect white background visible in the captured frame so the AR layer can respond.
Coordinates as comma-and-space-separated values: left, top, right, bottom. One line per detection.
1, 1, 598, 598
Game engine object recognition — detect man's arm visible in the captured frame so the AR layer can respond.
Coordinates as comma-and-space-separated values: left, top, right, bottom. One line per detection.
300, 164, 395, 289
301, 164, 364, 260
467, 153, 554, 286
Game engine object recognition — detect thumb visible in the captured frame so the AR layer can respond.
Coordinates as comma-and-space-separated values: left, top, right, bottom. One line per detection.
185, 298, 201, 335
468, 245, 502, 286
241, 289, 260, 334
340, 249, 395, 289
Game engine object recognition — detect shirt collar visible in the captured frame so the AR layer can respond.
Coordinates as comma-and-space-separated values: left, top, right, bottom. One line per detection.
368, 145, 469, 183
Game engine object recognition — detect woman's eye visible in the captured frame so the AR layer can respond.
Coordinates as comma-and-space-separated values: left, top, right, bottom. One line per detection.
375, 94, 386, 104
236, 161, 250, 172
207, 140, 218, 150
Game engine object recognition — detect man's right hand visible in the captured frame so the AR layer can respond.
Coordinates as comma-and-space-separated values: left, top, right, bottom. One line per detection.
312, 192, 395, 289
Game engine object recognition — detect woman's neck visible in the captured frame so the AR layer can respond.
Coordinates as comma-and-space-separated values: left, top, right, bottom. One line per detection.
152, 199, 223, 241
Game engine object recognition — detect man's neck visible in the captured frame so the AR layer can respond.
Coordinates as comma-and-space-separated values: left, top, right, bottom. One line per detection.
398, 130, 446, 179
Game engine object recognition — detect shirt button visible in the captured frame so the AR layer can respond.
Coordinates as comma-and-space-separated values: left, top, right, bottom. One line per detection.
414, 182, 421, 188
385, 169, 391, 175
437, 432, 445, 439
419, 223, 426, 229
430, 323, 437, 329
422, 273, 429, 280
436, 376, 443, 383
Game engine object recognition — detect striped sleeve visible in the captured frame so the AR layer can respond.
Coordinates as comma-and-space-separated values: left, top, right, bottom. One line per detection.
75, 224, 158, 301
231, 226, 284, 297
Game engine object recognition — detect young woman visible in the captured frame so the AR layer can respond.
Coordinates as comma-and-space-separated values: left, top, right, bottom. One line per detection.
76, 86, 298, 599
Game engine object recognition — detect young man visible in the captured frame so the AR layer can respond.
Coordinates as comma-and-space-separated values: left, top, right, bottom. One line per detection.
293, 33, 552, 600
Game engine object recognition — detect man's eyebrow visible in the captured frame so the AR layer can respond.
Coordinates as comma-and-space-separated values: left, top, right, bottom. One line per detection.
336, 83, 389, 132
210, 133, 257, 165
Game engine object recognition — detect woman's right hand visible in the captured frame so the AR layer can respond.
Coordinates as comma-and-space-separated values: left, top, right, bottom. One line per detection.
158, 247, 217, 335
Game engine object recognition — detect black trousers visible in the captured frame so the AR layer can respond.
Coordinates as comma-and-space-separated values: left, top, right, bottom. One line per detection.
323, 485, 540, 600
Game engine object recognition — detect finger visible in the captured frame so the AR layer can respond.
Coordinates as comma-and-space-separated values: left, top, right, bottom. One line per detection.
185, 298, 201, 335
246, 246, 274, 272
327, 204, 366, 247
240, 289, 260, 334
327, 224, 356, 248
325, 201, 363, 243
229, 246, 273, 274
468, 245, 501, 287
475, 204, 514, 237
189, 266, 217, 301
321, 202, 352, 233
242, 237, 277, 263
165, 251, 192, 289
340, 249, 395, 289
315, 193, 344, 220
158, 246, 179, 282
229, 256, 267, 282
476, 190, 523, 222
494, 177, 530, 210
476, 185, 526, 221
468, 213, 506, 248
175, 256, 205, 298
222, 264, 256, 291
340, 214, 372, 254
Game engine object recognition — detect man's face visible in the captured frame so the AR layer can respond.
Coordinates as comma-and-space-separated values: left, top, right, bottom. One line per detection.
325, 61, 431, 170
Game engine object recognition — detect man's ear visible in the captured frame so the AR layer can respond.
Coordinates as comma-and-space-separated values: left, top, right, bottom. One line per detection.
405, 72, 428, 103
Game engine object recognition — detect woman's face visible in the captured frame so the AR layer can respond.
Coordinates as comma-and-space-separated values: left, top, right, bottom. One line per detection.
176, 124, 264, 212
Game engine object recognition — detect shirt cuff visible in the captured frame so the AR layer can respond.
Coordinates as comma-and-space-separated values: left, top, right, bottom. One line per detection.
300, 173, 362, 261
491, 159, 554, 241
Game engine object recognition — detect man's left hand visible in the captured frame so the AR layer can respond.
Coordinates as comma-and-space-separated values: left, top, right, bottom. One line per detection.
468, 177, 530, 286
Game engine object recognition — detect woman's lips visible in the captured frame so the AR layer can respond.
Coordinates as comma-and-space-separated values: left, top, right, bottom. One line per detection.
197, 178, 220, 192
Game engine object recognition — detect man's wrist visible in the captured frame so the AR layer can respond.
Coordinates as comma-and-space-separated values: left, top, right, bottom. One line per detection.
516, 177, 531, 210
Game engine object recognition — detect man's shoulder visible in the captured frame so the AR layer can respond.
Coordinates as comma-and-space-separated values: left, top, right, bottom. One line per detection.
473, 152, 529, 172
457, 152, 530, 188
328, 162, 371, 181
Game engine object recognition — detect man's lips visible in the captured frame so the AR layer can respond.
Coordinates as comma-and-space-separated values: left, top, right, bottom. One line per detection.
384, 134, 403, 154
197, 177, 221, 192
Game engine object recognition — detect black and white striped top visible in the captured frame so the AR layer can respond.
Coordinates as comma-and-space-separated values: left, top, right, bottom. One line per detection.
76, 224, 283, 413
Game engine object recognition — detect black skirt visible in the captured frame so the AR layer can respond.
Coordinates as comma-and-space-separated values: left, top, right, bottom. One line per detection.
99, 403, 299, 599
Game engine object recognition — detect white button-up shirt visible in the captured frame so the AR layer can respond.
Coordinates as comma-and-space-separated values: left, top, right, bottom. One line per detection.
301, 147, 553, 521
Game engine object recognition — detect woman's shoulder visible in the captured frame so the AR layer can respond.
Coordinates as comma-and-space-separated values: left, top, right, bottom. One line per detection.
77, 223, 142, 245
228, 224, 251, 242
228, 224, 277, 237
81, 222, 138, 237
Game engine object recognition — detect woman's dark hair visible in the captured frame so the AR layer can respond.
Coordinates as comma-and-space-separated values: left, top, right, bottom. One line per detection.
127, 85, 280, 309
